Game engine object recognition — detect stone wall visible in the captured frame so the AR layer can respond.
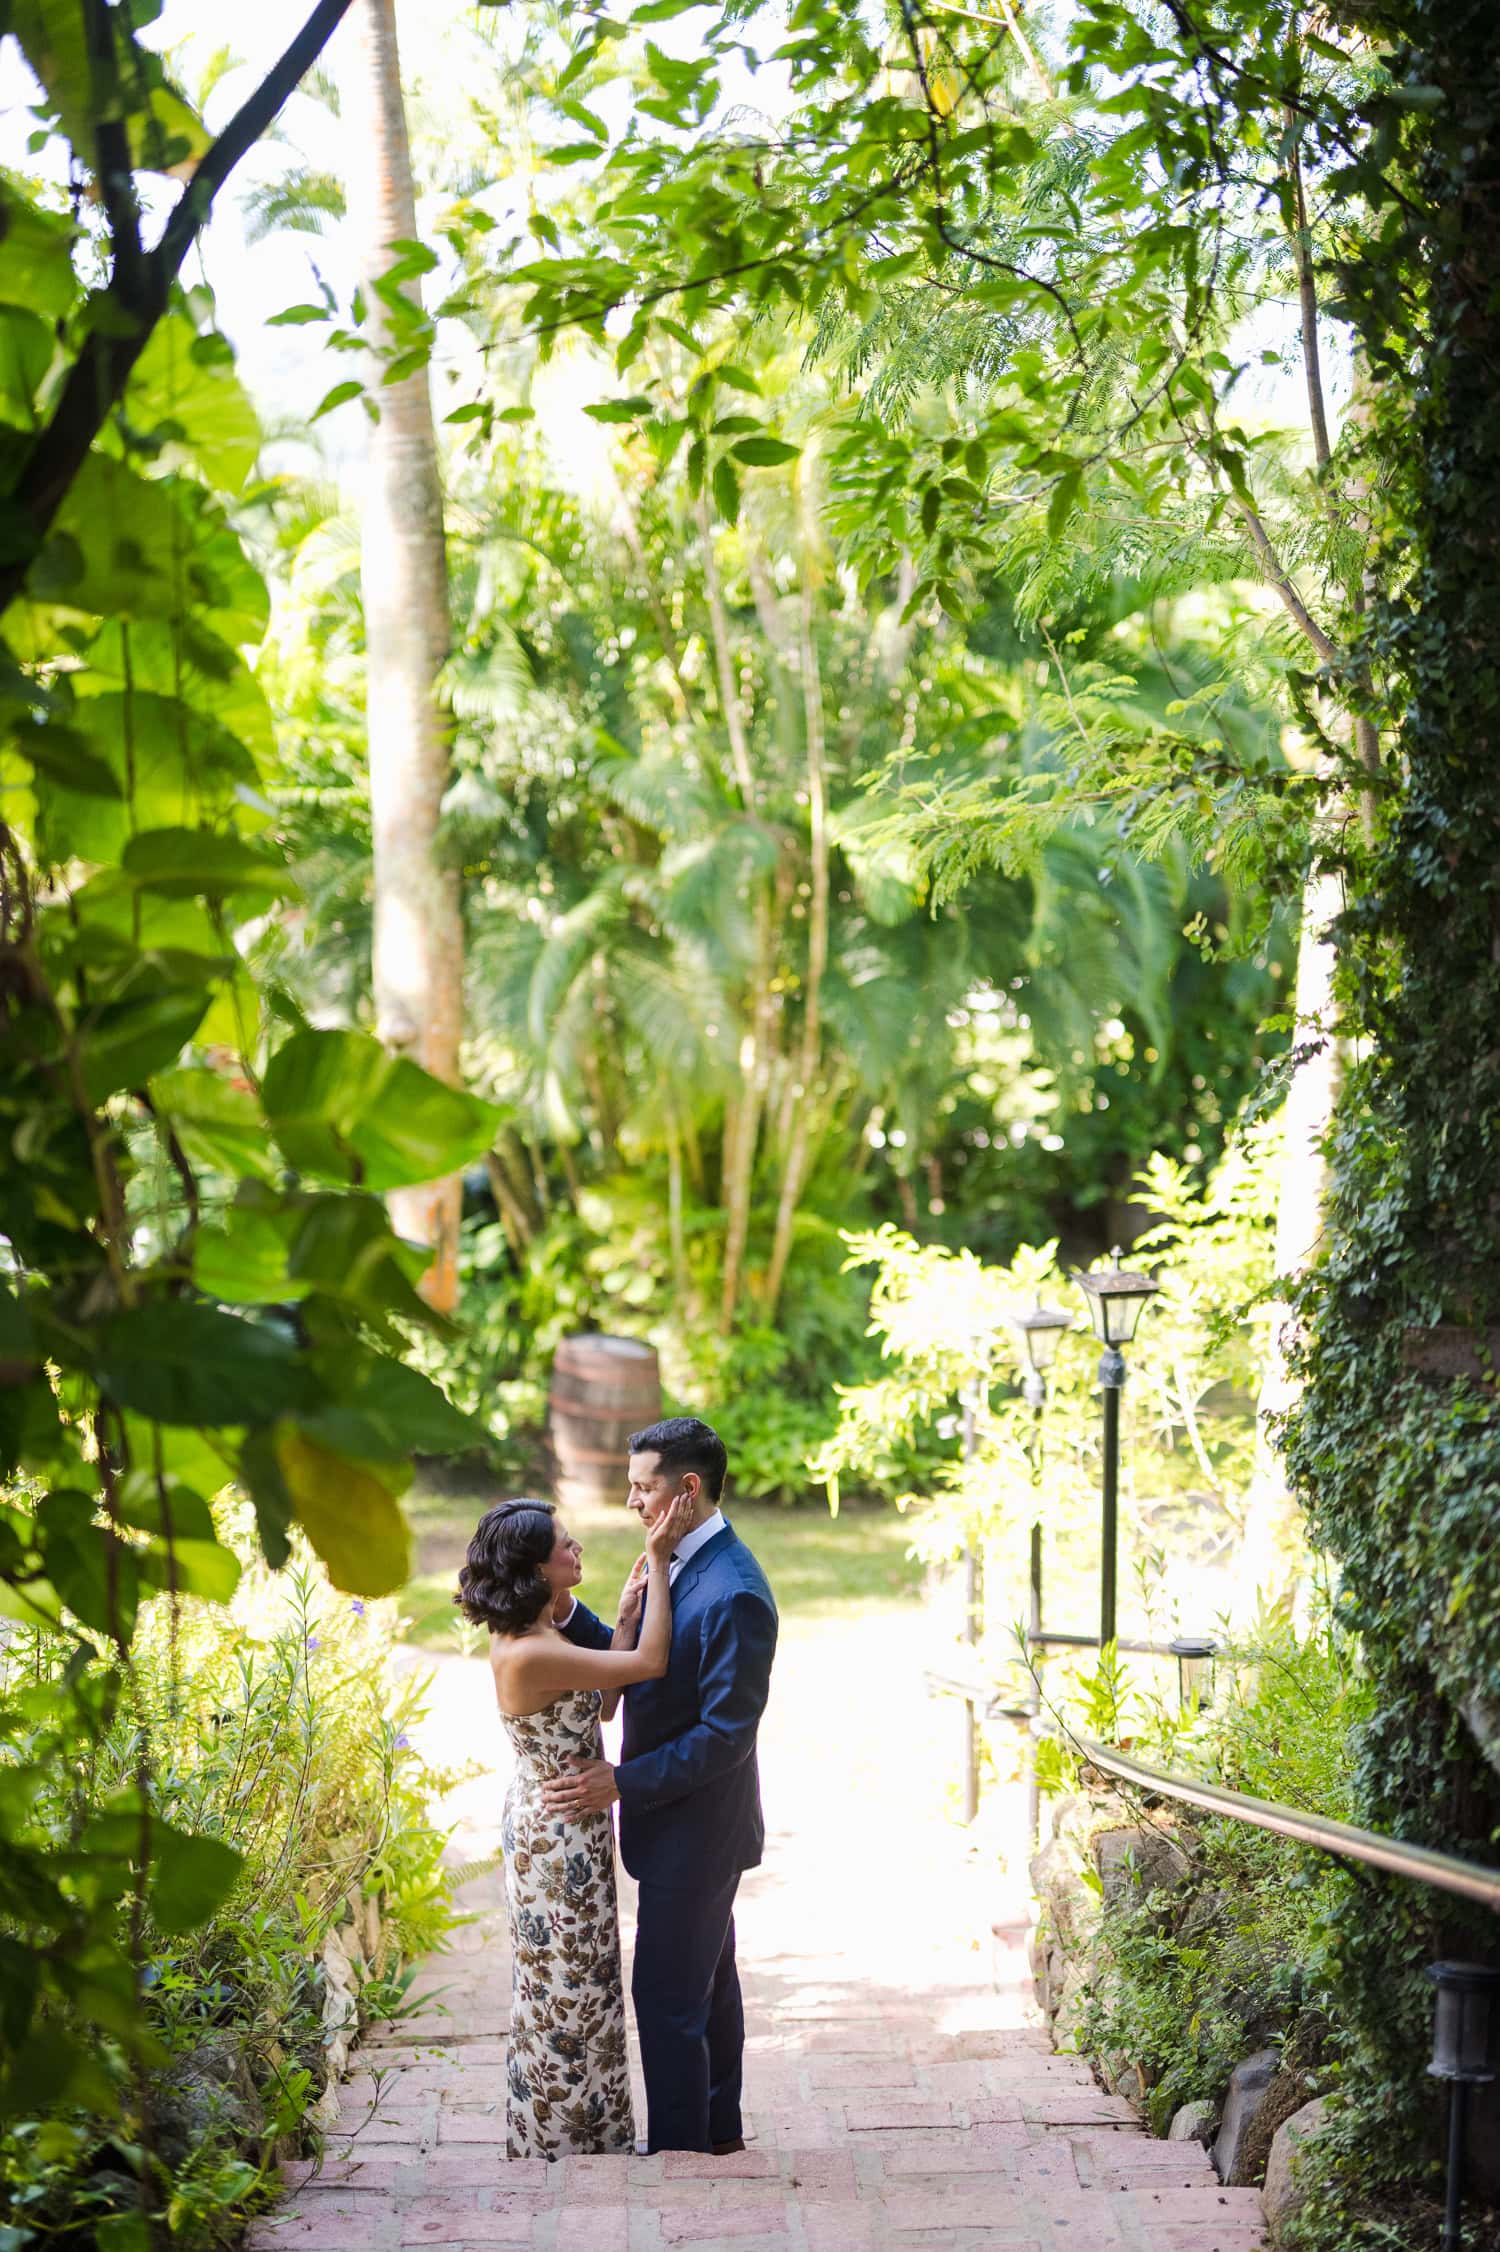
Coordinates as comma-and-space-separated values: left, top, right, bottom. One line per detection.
1029, 1786, 1329, 2241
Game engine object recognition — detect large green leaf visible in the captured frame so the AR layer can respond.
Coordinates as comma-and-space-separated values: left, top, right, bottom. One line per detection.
67, 871, 226, 964
37, 1493, 139, 1642
113, 1473, 217, 1543
236, 1424, 294, 1569
121, 1416, 236, 1500
148, 1826, 242, 1937
151, 1067, 277, 1183
9, 4, 210, 177
261, 1029, 387, 1175
38, 690, 259, 864
355, 1057, 504, 1186
77, 970, 215, 1103
42, 460, 269, 646
263, 1030, 502, 1190
0, 305, 57, 428
0, 2025, 115, 2122
137, 1537, 241, 1605
87, 618, 277, 771
128, 315, 262, 495
0, 1574, 63, 1629
286, 1196, 433, 1323
45, 457, 200, 624
10, 721, 123, 799
303, 1349, 481, 1462
0, 183, 79, 322
275, 1428, 412, 1597
121, 828, 291, 903
0, 1379, 65, 1481
0, 1278, 34, 1374
93, 1303, 310, 1427
194, 1205, 303, 1306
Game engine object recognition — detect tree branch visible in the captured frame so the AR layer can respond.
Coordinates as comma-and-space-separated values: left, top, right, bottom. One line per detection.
84, 0, 145, 304
1285, 114, 1332, 473
1231, 493, 1343, 666
1, 0, 356, 617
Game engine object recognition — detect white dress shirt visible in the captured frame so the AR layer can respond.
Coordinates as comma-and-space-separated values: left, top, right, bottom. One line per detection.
669, 1507, 726, 1585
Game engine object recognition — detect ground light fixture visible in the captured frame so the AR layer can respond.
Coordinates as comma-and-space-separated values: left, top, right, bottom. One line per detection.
1427, 1960, 1500, 2252
1073, 1248, 1162, 1648
1169, 1635, 1217, 1712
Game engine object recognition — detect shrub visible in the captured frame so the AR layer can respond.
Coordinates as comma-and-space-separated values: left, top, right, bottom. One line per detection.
0, 1507, 454, 2251
419, 1192, 936, 1504
1053, 1601, 1476, 2240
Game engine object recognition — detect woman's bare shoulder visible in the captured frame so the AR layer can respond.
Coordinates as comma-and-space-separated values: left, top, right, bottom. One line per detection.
493, 1630, 557, 1680
488, 1631, 532, 1684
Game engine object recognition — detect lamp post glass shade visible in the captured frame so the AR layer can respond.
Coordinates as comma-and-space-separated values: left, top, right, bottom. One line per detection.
1076, 1247, 1162, 1346
1007, 1295, 1073, 1376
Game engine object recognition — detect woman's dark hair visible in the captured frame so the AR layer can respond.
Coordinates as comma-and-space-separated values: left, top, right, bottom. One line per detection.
455, 1500, 558, 1634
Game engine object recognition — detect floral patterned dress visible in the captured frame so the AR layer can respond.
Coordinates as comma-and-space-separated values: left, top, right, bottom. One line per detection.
498, 1687, 635, 2160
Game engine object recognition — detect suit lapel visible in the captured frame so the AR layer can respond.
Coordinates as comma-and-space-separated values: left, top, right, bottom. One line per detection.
626, 1523, 735, 1671
672, 1521, 735, 1607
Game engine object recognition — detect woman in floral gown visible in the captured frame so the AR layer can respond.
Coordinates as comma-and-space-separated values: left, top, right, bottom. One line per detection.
455, 1492, 690, 2160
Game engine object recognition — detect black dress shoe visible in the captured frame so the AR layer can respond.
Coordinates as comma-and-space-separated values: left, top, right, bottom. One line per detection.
712, 2137, 747, 2156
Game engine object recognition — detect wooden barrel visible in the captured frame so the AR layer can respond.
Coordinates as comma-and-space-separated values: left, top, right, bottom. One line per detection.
548, 1333, 662, 1500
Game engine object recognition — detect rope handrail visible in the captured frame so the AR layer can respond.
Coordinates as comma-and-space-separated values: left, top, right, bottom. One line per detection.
1080, 1737, 1500, 1914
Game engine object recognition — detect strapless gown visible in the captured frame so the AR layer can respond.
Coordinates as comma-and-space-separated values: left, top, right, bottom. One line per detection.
498, 1686, 635, 2159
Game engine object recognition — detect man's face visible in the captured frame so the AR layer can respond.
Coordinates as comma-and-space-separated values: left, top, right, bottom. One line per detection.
627, 1451, 693, 1528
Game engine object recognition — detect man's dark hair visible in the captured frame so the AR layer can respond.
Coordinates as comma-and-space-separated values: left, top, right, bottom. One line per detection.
628, 1416, 728, 1502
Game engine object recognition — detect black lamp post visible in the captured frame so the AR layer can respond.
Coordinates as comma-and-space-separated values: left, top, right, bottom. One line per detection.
1074, 1248, 1161, 1650
1428, 1960, 1500, 2252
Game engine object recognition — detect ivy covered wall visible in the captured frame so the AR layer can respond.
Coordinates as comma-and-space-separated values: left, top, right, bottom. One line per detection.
1283, 0, 1500, 2198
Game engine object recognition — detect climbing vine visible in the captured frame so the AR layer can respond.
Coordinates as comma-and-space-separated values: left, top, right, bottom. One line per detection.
1278, 0, 1500, 2223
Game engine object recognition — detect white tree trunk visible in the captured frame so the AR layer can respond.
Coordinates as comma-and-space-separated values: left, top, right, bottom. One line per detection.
1236, 865, 1345, 1613
341, 0, 464, 1310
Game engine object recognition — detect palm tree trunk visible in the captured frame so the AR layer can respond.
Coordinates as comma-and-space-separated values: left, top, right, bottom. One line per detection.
666, 1108, 690, 1307
341, 0, 463, 1310
696, 503, 771, 1331
697, 490, 757, 807
764, 576, 830, 1315
719, 890, 776, 1331
484, 1152, 530, 1260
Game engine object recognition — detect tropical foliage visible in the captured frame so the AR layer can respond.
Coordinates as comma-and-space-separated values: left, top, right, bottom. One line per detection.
813, 1126, 1279, 1634
2, 0, 1498, 2241
0, 2, 474, 2239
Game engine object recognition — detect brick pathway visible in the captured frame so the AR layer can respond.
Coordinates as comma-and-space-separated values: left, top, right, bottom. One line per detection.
260, 1610, 1264, 2252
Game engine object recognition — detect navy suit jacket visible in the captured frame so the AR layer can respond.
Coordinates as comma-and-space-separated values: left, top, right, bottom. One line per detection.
563, 1520, 778, 1890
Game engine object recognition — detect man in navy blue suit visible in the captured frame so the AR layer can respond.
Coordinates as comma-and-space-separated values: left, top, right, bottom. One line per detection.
540, 1416, 778, 2155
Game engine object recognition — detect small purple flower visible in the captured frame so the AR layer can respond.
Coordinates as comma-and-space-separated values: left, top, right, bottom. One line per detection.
394, 1731, 410, 1751
306, 1636, 321, 1653
349, 1599, 366, 1618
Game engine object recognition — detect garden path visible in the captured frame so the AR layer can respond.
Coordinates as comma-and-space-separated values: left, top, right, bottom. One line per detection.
260, 1605, 1264, 2252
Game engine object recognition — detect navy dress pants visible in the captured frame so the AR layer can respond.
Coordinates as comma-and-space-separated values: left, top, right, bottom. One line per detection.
632, 1870, 745, 2153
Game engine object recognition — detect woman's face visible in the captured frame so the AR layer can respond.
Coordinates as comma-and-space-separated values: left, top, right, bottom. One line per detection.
543, 1520, 583, 1600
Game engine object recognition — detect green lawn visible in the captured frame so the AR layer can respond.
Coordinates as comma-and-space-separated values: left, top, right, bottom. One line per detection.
397, 1485, 924, 1651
